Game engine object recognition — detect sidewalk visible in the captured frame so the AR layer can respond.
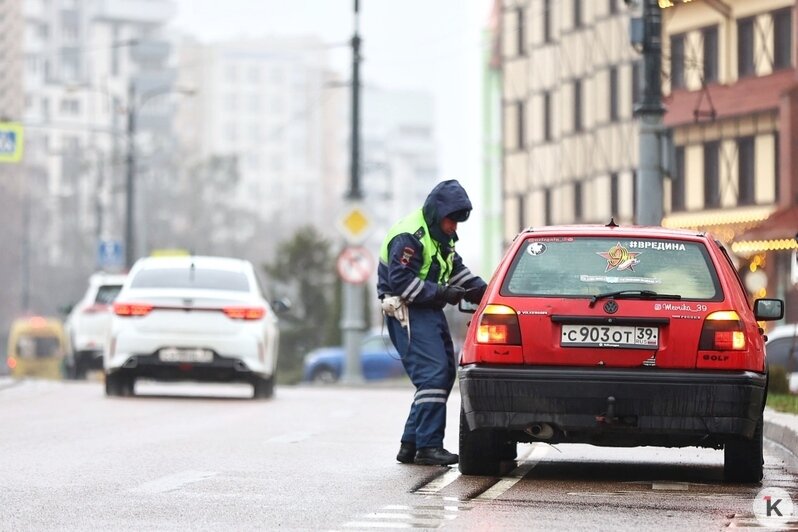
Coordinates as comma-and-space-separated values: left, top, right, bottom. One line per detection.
765, 408, 798, 456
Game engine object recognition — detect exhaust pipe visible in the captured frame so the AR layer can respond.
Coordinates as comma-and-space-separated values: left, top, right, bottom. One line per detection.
526, 423, 554, 440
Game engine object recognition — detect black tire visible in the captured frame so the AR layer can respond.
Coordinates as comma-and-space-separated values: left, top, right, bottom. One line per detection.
724, 415, 764, 483
105, 373, 133, 397
311, 366, 338, 384
458, 406, 509, 476
253, 375, 275, 399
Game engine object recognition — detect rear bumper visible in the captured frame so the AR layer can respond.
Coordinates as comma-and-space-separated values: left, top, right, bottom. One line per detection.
107, 352, 268, 383
458, 365, 766, 447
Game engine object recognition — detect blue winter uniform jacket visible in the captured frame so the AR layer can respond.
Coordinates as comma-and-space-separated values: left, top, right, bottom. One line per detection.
377, 180, 485, 307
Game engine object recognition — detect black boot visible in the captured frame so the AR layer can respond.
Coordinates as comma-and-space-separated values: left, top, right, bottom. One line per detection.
414, 447, 458, 466
396, 442, 416, 464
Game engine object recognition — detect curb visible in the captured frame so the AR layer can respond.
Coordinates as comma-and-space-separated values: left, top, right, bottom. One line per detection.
764, 408, 798, 457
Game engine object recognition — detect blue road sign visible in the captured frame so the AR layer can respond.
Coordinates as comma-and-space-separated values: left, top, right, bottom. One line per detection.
98, 240, 124, 269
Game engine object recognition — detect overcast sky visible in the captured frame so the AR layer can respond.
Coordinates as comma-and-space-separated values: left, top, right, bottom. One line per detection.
170, 0, 494, 265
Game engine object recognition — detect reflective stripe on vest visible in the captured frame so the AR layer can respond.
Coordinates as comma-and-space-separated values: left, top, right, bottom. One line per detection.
380, 209, 454, 283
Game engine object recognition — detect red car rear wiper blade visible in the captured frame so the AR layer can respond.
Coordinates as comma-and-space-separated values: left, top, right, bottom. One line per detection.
589, 290, 682, 308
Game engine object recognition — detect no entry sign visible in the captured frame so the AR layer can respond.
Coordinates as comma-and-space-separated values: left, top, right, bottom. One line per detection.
336, 246, 374, 284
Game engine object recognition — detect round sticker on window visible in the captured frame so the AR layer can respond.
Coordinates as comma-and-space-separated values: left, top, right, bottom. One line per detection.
527, 242, 547, 256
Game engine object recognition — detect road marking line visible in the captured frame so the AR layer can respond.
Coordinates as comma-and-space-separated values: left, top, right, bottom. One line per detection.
130, 470, 216, 494
474, 444, 549, 501
415, 468, 461, 495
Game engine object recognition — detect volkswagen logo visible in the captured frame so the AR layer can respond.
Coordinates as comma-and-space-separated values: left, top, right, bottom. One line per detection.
603, 300, 618, 314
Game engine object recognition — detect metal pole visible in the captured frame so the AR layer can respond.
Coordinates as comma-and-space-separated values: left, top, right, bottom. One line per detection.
21, 169, 29, 312
124, 80, 135, 268
341, 0, 364, 384
635, 0, 665, 226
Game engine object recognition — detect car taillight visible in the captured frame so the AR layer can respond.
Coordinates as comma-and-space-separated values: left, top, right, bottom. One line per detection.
476, 304, 521, 345
699, 310, 746, 351
223, 307, 265, 320
83, 304, 109, 314
113, 302, 154, 317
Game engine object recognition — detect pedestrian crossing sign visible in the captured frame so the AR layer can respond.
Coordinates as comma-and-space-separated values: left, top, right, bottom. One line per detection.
0, 123, 24, 163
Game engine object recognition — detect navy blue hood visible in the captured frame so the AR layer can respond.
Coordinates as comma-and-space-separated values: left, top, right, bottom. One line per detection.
422, 180, 472, 244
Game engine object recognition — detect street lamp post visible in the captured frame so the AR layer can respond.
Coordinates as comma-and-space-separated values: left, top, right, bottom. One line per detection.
123, 81, 194, 268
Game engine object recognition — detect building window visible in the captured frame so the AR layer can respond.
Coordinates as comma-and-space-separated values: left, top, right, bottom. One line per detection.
738, 17, 755, 77
544, 188, 552, 225
610, 172, 619, 216
573, 80, 582, 132
111, 25, 119, 76
518, 194, 525, 229
704, 141, 720, 208
573, 0, 582, 28
632, 61, 640, 114
774, 8, 793, 70
516, 7, 525, 56
543, 0, 552, 43
516, 100, 525, 149
671, 146, 685, 211
632, 170, 638, 220
702, 26, 718, 83
574, 181, 583, 220
670, 34, 685, 89
543, 91, 552, 141
738, 137, 755, 205
609, 66, 618, 122
609, 0, 618, 15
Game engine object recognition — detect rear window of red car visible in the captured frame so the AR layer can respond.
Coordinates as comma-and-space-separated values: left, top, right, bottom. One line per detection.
502, 237, 722, 300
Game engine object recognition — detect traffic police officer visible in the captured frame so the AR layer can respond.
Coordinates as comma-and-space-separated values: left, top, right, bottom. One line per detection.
378, 179, 487, 466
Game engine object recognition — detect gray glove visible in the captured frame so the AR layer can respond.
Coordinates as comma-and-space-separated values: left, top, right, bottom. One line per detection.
437, 285, 466, 305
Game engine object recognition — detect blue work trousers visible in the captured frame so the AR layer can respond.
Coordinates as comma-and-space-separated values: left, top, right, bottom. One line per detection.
386, 306, 457, 449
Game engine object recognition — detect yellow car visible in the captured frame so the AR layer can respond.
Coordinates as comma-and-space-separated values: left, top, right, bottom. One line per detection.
7, 316, 67, 380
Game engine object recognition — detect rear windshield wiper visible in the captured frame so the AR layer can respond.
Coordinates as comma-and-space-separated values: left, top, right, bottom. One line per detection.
589, 289, 682, 308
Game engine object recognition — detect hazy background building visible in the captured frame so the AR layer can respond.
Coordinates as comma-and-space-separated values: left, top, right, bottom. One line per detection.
499, 0, 640, 245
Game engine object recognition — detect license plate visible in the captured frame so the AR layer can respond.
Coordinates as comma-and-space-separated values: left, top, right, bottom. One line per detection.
158, 348, 214, 363
561, 324, 658, 349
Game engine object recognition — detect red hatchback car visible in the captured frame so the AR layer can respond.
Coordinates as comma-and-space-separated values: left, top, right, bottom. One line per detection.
458, 223, 783, 482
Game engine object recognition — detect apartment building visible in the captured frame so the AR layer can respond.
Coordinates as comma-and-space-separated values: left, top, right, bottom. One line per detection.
659, 0, 797, 314
499, 0, 640, 245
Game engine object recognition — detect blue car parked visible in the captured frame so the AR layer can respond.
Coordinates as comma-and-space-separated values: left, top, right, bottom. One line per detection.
302, 332, 406, 383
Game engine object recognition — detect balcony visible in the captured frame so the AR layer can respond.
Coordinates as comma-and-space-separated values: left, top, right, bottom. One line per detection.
94, 0, 177, 24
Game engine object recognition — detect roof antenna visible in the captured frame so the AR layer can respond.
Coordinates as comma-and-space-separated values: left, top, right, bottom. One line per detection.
606, 218, 619, 228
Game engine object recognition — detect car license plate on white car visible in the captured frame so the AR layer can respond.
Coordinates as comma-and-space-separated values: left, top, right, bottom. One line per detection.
561, 325, 658, 349
158, 347, 214, 363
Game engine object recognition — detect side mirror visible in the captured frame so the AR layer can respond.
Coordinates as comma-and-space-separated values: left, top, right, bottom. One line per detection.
754, 298, 784, 321
272, 298, 292, 314
458, 300, 478, 314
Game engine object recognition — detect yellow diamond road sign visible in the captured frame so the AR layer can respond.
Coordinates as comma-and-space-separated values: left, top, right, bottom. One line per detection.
338, 204, 372, 243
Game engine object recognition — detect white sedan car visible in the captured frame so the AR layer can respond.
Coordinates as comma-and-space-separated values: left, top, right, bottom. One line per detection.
64, 272, 127, 379
104, 255, 284, 399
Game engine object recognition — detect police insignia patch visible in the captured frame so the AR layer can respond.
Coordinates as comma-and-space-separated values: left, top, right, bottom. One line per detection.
413, 227, 425, 240
400, 246, 415, 266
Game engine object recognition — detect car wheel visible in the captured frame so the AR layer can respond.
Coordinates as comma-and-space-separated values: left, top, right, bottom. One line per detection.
105, 372, 134, 397
253, 375, 274, 399
311, 366, 338, 384
458, 406, 509, 476
724, 415, 763, 483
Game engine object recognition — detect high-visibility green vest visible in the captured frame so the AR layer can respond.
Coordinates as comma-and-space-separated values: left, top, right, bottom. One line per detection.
380, 208, 454, 283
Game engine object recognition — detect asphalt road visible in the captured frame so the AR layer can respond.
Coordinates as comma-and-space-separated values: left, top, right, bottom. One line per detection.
2, 378, 798, 530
